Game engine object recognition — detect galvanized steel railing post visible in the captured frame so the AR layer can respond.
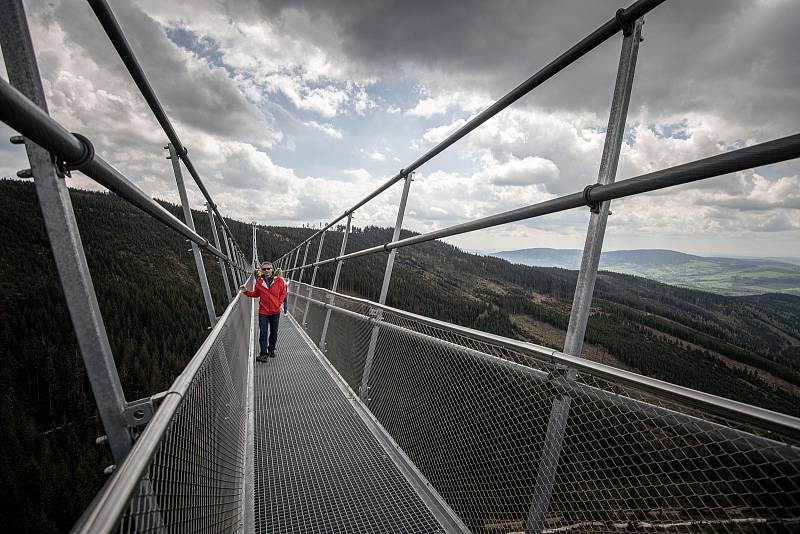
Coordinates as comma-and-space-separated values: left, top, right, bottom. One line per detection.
251, 222, 258, 266
167, 143, 216, 327
302, 231, 327, 326
285, 247, 301, 312
319, 213, 353, 351
0, 0, 133, 462
526, 18, 644, 534
224, 231, 239, 287
359, 172, 413, 401
290, 248, 301, 282
206, 204, 233, 303
294, 242, 311, 307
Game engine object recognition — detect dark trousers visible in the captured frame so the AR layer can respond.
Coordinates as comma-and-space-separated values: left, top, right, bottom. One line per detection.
259, 313, 280, 355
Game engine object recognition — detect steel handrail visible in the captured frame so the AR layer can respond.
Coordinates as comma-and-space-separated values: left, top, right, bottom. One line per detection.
291, 281, 800, 441
285, 134, 800, 272
71, 276, 254, 533
0, 77, 229, 261
276, 0, 667, 263
86, 0, 246, 259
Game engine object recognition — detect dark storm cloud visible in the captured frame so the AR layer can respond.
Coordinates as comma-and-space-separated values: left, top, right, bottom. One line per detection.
46, 0, 274, 142
252, 0, 798, 135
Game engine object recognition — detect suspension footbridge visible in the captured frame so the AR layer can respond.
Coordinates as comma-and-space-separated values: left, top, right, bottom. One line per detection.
1, 0, 799, 532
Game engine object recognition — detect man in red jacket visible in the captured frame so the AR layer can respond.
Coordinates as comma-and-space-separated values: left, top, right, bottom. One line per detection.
240, 261, 286, 362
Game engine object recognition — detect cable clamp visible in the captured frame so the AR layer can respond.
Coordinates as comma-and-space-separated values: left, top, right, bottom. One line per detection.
582, 183, 602, 213
615, 8, 633, 37
56, 133, 95, 177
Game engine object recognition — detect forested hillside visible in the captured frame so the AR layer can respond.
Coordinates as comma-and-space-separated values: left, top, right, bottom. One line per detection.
2, 180, 799, 532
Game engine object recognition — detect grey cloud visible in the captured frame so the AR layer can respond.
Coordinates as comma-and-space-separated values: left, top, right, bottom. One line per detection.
751, 213, 798, 233
251, 0, 798, 136
291, 192, 334, 220
47, 0, 276, 143
702, 197, 800, 212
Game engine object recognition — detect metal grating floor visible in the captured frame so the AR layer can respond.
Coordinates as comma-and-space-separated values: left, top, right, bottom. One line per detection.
253, 315, 446, 533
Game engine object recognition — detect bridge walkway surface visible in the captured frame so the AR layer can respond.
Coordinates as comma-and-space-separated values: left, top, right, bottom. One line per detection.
251, 311, 463, 533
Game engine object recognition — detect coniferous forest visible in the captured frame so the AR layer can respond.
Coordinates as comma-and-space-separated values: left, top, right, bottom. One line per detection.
1, 179, 799, 532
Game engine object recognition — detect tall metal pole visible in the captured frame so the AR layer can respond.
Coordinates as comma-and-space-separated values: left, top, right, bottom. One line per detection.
302, 230, 326, 326
294, 242, 311, 308
206, 204, 232, 303
0, 0, 133, 462
224, 231, 239, 287
290, 248, 301, 282
526, 19, 644, 534
252, 222, 258, 266
285, 247, 301, 314
167, 143, 216, 327
319, 214, 352, 351
359, 172, 413, 401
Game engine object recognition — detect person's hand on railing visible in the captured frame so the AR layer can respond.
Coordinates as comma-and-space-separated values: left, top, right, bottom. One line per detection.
239, 285, 246, 291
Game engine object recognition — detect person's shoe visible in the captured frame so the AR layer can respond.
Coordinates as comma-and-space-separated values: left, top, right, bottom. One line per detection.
283, 312, 288, 317
256, 353, 268, 363
268, 350, 276, 358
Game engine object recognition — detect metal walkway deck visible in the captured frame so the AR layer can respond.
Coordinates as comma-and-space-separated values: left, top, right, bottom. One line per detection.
252, 314, 458, 533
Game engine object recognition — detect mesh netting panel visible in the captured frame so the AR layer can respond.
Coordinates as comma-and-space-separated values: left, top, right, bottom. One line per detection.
303, 297, 327, 345
291, 285, 800, 533
117, 295, 253, 533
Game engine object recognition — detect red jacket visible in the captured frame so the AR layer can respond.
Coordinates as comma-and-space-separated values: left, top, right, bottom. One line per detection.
243, 276, 286, 315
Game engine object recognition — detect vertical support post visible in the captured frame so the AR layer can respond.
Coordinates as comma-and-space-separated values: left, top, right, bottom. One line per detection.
167, 143, 216, 326
526, 19, 643, 534
359, 172, 413, 400
286, 247, 301, 314
207, 205, 233, 303
251, 222, 258, 267
225, 232, 239, 287
319, 213, 352, 351
294, 242, 311, 308
290, 248, 301, 282
302, 231, 326, 326
0, 0, 133, 462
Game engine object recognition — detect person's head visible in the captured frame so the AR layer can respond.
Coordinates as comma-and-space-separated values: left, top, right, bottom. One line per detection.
276, 268, 283, 278
260, 262, 274, 277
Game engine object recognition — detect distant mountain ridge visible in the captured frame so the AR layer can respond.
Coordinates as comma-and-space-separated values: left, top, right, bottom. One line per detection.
492, 248, 800, 296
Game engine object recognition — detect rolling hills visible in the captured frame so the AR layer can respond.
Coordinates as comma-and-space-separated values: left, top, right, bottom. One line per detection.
492, 247, 800, 296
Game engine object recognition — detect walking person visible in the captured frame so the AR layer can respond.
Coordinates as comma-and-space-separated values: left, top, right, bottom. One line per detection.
240, 261, 286, 362
276, 268, 289, 316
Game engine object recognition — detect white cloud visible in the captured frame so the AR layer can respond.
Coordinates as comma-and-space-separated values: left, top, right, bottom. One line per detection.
265, 74, 349, 118
342, 168, 372, 181
476, 156, 559, 186
304, 120, 344, 139
407, 90, 491, 118
422, 118, 468, 144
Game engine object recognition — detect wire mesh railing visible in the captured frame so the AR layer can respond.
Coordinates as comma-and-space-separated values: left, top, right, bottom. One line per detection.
72, 285, 255, 533
289, 282, 800, 533
4, 0, 800, 531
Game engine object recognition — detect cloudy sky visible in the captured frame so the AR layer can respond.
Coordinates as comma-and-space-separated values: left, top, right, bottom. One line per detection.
1, 0, 798, 256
